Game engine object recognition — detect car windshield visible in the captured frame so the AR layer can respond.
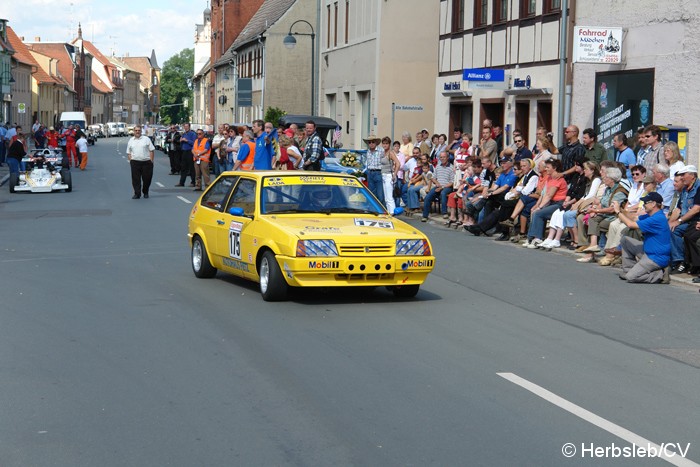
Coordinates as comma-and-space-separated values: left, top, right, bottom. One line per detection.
261, 175, 386, 215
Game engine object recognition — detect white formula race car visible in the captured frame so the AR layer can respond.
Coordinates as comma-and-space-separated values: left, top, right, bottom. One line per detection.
9, 148, 72, 193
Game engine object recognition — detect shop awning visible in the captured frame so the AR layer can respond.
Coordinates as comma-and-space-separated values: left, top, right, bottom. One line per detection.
441, 90, 473, 97
504, 88, 553, 96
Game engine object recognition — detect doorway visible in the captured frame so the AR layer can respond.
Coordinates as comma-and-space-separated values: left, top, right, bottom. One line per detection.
449, 102, 473, 138
515, 101, 530, 142
537, 100, 553, 135
479, 101, 505, 129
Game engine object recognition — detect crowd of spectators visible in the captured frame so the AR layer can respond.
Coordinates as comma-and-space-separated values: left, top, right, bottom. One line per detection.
387, 121, 700, 285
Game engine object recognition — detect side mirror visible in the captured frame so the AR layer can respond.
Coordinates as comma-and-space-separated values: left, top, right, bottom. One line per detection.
393, 207, 404, 216
229, 207, 245, 216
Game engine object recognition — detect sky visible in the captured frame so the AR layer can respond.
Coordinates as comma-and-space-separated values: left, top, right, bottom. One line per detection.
0, 0, 207, 64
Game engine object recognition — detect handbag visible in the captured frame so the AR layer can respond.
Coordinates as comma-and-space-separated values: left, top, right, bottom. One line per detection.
577, 197, 595, 214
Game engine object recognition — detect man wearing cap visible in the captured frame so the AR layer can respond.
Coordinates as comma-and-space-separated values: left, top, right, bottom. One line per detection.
302, 120, 323, 171
669, 164, 700, 273
613, 192, 671, 283
363, 135, 385, 206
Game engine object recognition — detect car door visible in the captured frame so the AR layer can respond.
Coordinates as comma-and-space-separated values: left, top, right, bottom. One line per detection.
217, 177, 258, 279
195, 175, 238, 267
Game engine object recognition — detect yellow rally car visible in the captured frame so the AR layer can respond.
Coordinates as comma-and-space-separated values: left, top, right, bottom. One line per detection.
187, 171, 435, 301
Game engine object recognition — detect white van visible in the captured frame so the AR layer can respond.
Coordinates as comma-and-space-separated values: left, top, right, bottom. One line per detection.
60, 111, 87, 131
117, 122, 127, 136
106, 122, 119, 137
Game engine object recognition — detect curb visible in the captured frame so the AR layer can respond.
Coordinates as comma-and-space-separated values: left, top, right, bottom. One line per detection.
418, 213, 699, 289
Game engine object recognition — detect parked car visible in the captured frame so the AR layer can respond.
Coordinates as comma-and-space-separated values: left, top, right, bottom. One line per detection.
106, 122, 119, 137
154, 128, 169, 151
278, 114, 342, 147
117, 122, 127, 136
89, 124, 105, 138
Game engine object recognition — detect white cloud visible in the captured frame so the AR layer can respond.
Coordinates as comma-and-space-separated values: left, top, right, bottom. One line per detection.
0, 0, 200, 64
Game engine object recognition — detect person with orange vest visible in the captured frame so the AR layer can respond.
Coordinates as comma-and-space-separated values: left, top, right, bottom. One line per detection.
62, 125, 78, 167
233, 130, 255, 171
192, 129, 212, 191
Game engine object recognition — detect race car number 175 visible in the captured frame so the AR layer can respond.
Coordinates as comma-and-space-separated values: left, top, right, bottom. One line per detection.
229, 221, 243, 259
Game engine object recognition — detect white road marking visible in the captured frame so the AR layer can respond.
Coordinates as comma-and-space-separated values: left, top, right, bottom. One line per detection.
497, 372, 699, 467
177, 196, 192, 204
156, 182, 164, 188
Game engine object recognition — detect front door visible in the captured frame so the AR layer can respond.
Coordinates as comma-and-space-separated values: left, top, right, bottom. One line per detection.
217, 177, 258, 279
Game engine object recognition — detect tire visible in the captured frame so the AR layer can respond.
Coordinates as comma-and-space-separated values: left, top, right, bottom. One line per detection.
60, 169, 72, 192
191, 236, 217, 278
391, 284, 420, 298
9, 172, 19, 193
259, 251, 288, 301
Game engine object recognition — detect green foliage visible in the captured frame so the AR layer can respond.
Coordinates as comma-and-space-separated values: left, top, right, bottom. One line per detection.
264, 107, 287, 127
160, 48, 194, 124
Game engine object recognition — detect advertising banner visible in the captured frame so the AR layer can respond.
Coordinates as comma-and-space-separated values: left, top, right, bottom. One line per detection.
573, 27, 622, 64
594, 70, 655, 157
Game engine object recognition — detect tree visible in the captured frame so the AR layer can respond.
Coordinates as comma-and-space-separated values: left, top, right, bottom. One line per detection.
160, 48, 194, 124
264, 107, 286, 127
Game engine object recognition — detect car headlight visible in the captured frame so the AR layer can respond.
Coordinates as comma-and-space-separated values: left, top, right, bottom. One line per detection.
296, 239, 338, 257
396, 239, 431, 256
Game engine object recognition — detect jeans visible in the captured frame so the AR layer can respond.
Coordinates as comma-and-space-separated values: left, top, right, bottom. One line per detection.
407, 184, 423, 209
422, 187, 453, 218
394, 179, 405, 207
7, 157, 20, 174
671, 223, 689, 264
367, 170, 384, 206
527, 202, 563, 240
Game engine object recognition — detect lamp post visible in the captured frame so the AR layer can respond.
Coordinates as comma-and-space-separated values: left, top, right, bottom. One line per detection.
283, 20, 315, 115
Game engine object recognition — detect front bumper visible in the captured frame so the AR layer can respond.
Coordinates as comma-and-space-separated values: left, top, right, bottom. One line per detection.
276, 255, 435, 287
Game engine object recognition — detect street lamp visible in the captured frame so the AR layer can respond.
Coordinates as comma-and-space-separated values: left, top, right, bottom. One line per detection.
283, 20, 315, 115
0, 71, 15, 84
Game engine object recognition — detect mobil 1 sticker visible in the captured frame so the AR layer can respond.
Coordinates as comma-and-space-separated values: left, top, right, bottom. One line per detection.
354, 218, 394, 229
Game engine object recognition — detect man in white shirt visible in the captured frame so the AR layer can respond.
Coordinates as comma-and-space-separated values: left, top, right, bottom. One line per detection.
76, 133, 88, 170
126, 125, 155, 199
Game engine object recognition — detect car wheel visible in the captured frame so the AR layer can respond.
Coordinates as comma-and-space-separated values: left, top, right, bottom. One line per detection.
191, 236, 217, 278
259, 251, 288, 301
391, 284, 420, 298
9, 173, 19, 193
60, 169, 72, 192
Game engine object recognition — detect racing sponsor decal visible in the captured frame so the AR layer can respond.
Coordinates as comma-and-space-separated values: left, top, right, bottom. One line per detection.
304, 226, 341, 232
229, 222, 243, 259
354, 218, 394, 229
308, 260, 340, 269
263, 176, 360, 187
223, 257, 250, 272
248, 253, 253, 263
265, 177, 286, 186
299, 176, 326, 183
401, 259, 434, 269
253, 238, 258, 246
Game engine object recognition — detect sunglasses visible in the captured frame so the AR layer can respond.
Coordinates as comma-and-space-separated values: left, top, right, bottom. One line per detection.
632, 172, 642, 176
514, 139, 523, 143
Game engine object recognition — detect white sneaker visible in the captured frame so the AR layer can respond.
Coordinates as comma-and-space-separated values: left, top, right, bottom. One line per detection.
538, 239, 553, 249
527, 239, 543, 249
521, 239, 531, 247
549, 240, 561, 249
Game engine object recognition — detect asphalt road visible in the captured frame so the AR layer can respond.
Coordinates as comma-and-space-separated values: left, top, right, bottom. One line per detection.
1, 138, 698, 466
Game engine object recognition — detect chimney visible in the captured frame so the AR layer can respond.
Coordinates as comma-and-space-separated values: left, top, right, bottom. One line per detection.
35, 36, 41, 42
20, 36, 24, 41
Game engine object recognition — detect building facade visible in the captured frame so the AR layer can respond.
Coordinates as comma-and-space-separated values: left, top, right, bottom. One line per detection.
320, 0, 439, 148
437, 0, 566, 148
571, 0, 698, 165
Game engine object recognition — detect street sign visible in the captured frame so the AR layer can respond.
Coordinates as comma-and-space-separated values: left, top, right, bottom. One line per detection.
394, 104, 423, 111
462, 68, 505, 82
468, 81, 509, 90
17, 102, 26, 113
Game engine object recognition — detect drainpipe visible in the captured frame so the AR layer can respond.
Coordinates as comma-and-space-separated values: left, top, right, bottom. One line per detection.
258, 36, 265, 119
556, 0, 569, 145
315, 0, 321, 115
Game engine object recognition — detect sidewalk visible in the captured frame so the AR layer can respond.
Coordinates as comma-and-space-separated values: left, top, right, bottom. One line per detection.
420, 211, 700, 289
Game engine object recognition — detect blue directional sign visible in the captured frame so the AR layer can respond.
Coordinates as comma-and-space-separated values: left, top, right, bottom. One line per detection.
462, 68, 505, 82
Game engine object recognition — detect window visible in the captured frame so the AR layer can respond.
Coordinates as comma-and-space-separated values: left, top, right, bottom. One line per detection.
227, 178, 257, 216
201, 176, 238, 211
474, 0, 488, 28
494, 0, 507, 23
451, 0, 464, 31
327, 5, 331, 48
520, 0, 536, 17
334, 2, 338, 47
345, 0, 349, 44
544, 0, 561, 14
